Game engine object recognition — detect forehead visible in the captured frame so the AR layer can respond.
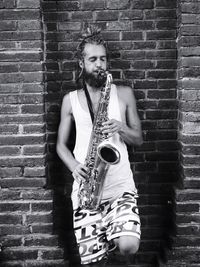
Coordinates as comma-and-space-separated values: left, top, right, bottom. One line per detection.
83, 43, 106, 58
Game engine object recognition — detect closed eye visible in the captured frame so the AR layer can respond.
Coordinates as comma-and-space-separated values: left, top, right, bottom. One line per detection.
89, 57, 97, 62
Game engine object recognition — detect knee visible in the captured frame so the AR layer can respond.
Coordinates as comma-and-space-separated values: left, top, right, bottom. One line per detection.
117, 236, 140, 256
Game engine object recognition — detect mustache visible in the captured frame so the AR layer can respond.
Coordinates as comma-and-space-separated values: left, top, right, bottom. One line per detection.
83, 69, 107, 88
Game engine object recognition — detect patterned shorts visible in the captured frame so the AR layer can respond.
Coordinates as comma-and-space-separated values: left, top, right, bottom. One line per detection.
73, 191, 141, 265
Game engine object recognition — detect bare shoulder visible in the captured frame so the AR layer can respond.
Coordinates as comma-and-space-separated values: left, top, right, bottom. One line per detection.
61, 92, 73, 116
116, 85, 136, 105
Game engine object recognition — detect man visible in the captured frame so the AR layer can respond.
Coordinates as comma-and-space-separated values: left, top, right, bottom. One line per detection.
56, 26, 143, 266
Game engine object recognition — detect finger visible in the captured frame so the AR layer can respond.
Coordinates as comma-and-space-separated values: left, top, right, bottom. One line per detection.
102, 128, 111, 134
111, 124, 119, 131
78, 169, 88, 178
102, 120, 113, 126
80, 165, 88, 173
73, 172, 85, 183
72, 172, 80, 183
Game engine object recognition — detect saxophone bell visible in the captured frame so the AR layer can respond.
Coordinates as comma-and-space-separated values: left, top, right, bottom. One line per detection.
97, 140, 120, 165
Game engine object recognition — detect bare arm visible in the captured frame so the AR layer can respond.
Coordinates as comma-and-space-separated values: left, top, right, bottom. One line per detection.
56, 94, 79, 172
56, 94, 87, 180
102, 86, 143, 146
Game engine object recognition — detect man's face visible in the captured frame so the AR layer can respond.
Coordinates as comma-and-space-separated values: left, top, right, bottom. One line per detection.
80, 43, 107, 88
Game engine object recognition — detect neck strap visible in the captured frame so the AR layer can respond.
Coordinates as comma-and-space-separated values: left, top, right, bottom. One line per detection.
83, 81, 95, 123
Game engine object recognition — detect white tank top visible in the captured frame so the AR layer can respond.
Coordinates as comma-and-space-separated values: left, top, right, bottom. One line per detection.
69, 84, 136, 209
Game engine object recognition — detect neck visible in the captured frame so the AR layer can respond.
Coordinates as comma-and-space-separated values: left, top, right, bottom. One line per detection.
85, 82, 102, 94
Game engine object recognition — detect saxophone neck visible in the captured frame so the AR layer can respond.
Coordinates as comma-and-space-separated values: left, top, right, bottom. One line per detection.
97, 70, 113, 83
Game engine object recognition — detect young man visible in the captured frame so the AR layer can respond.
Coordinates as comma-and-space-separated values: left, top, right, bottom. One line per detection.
56, 26, 143, 266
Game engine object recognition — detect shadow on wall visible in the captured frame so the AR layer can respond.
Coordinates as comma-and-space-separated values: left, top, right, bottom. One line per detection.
41, 1, 80, 266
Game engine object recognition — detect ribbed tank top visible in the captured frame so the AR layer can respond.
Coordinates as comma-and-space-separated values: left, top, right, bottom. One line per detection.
69, 84, 136, 209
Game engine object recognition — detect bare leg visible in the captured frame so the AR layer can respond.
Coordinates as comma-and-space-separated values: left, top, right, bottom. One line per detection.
114, 235, 140, 264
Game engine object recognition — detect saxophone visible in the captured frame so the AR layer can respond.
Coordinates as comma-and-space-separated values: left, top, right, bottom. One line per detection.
78, 70, 120, 210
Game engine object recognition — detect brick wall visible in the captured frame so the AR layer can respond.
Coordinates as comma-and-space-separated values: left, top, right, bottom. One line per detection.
0, 0, 46, 188
3, 0, 198, 266
159, 0, 200, 266
0, 1, 67, 266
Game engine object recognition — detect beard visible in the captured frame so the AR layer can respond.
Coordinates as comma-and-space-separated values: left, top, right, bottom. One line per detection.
83, 69, 107, 88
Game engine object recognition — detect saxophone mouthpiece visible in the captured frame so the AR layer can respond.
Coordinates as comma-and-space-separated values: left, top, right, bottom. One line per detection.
97, 69, 108, 78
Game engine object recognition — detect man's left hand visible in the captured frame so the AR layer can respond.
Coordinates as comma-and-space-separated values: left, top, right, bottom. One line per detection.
102, 119, 123, 138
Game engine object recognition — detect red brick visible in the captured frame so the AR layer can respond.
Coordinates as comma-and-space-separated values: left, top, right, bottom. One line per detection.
18, 21, 41, 31
0, 10, 40, 20
95, 11, 119, 21
31, 202, 53, 212
0, 115, 44, 124
21, 190, 52, 200
146, 30, 176, 40
0, 236, 22, 248
122, 31, 143, 40
24, 235, 58, 247
120, 10, 143, 20
1, 178, 46, 188
2, 248, 38, 260
182, 3, 200, 14
21, 104, 44, 114
123, 70, 145, 79
0, 202, 30, 212
0, 135, 45, 146
0, 156, 46, 167
58, 22, 82, 31
146, 50, 177, 59
107, 0, 130, 9
0, 190, 21, 200
0, 214, 22, 225
145, 9, 177, 19
0, 0, 16, 8
133, 21, 155, 30
146, 110, 177, 120
23, 124, 45, 134
148, 89, 176, 99
155, 0, 176, 8
71, 11, 93, 20
132, 60, 154, 69
81, 0, 104, 10
0, 225, 31, 235
31, 224, 53, 234
40, 248, 64, 260
134, 80, 157, 89
133, 41, 156, 49
132, 0, 154, 9
24, 167, 46, 177
0, 167, 22, 178
19, 63, 43, 72
26, 213, 53, 225
157, 40, 176, 49
57, 1, 80, 11
0, 63, 18, 73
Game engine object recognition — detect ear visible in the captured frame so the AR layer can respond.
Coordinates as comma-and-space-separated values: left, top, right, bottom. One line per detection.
79, 60, 84, 69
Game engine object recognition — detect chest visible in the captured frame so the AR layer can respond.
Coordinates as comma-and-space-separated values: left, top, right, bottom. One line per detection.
77, 89, 126, 123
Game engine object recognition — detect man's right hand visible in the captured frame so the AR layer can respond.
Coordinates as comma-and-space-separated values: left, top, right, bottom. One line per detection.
72, 163, 88, 184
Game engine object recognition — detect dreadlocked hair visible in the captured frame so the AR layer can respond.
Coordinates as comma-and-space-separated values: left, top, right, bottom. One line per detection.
75, 25, 108, 84
76, 24, 108, 60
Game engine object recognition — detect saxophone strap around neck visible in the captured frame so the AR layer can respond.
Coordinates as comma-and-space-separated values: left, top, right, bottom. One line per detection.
83, 81, 95, 123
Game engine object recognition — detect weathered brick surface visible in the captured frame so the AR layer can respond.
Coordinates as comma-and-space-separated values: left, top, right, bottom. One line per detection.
0, 1, 66, 266
158, 0, 200, 266
1, 0, 198, 266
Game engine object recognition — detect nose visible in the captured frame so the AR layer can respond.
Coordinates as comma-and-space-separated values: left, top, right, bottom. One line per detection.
95, 58, 102, 68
